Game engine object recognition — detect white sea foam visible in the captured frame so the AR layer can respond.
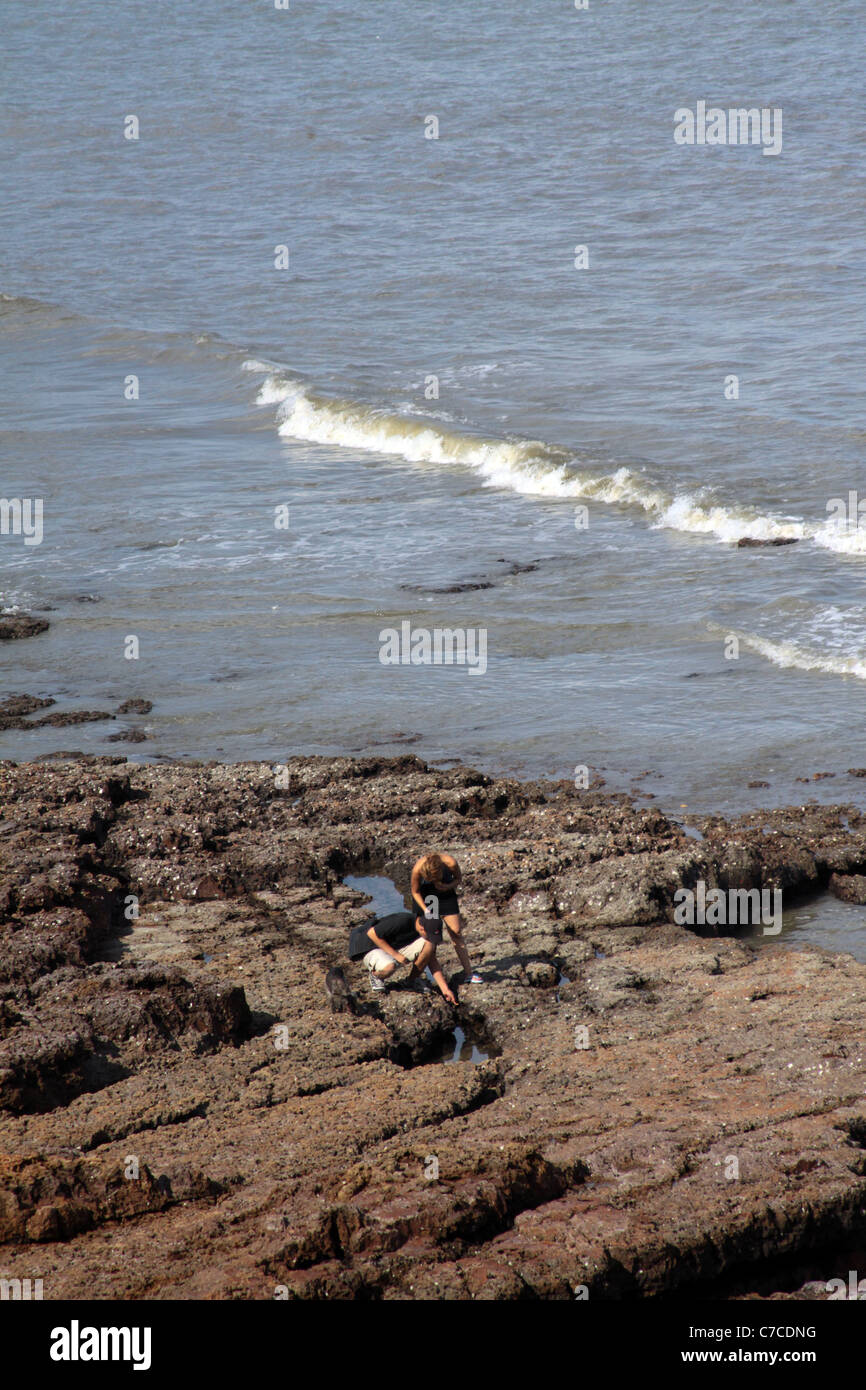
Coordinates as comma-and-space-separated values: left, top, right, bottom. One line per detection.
257, 377, 303, 407
812, 520, 866, 555
245, 366, 855, 554
273, 380, 569, 484
654, 494, 807, 543
739, 631, 866, 681
394, 400, 458, 423
716, 605, 866, 682
241, 357, 284, 375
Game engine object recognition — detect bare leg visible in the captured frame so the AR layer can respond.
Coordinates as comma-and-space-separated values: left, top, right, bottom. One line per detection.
443, 913, 473, 976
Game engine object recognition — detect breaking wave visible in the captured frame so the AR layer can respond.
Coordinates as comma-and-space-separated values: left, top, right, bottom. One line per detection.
739, 631, 866, 682
243, 362, 855, 553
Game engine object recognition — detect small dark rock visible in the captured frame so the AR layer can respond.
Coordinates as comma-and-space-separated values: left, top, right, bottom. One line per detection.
0, 695, 55, 717
402, 580, 495, 594
525, 961, 558, 988
828, 873, 866, 905
33, 751, 128, 764
191, 875, 225, 901
34, 711, 115, 728
0, 716, 31, 732
0, 614, 49, 640
325, 966, 360, 1015
116, 699, 153, 715
735, 537, 799, 548
499, 559, 540, 575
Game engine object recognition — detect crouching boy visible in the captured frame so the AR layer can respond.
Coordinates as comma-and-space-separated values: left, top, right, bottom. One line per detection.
348, 910, 456, 1004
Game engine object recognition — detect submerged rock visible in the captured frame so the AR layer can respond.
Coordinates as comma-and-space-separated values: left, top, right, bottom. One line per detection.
0, 695, 55, 718
735, 537, 799, 548
34, 710, 115, 728
0, 614, 49, 640
116, 699, 153, 715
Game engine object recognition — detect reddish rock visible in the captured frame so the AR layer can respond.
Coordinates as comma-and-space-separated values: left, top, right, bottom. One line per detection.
1, 757, 866, 1300
191, 876, 225, 901
828, 872, 866, 905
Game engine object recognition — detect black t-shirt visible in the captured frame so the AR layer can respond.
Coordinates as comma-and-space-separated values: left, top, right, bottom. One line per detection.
348, 910, 419, 961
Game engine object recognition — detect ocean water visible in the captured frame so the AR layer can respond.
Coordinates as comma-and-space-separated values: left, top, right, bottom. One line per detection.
2, 2, 865, 954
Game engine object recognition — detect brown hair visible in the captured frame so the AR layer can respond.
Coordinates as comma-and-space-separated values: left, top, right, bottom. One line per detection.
418, 853, 445, 882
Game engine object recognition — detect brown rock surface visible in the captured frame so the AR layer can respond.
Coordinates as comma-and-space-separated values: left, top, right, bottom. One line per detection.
829, 873, 866, 905
1, 756, 865, 1300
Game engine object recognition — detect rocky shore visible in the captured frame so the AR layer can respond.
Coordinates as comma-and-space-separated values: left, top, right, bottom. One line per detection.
1, 755, 865, 1300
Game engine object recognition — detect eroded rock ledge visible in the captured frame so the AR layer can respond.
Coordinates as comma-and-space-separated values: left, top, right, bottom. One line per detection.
1, 755, 865, 1300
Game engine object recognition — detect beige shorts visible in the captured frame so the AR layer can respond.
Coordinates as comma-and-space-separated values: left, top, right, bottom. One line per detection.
364, 936, 427, 973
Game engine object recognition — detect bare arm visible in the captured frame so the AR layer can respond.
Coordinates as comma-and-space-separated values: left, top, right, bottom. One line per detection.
428, 953, 457, 1005
440, 853, 462, 886
366, 927, 407, 963
410, 861, 428, 914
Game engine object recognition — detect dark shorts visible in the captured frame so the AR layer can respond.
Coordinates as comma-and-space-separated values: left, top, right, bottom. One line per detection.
414, 887, 460, 919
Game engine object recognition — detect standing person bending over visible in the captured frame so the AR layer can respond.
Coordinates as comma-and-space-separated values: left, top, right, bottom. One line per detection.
411, 852, 482, 984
